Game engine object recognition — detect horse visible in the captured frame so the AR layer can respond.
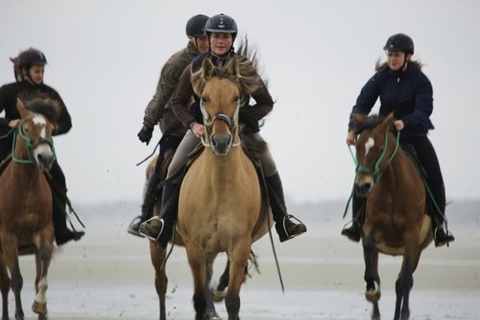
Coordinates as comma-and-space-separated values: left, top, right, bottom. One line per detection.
164, 56, 270, 320
0, 98, 59, 320
351, 113, 434, 320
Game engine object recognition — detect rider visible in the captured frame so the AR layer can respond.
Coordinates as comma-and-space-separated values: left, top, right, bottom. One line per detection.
341, 34, 455, 247
0, 48, 85, 246
127, 14, 210, 237
139, 13, 307, 246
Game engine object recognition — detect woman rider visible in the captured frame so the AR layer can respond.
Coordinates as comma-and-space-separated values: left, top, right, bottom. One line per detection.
139, 13, 307, 246
0, 48, 84, 246
341, 34, 454, 247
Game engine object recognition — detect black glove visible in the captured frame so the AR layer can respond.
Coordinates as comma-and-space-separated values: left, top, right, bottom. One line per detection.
137, 125, 153, 145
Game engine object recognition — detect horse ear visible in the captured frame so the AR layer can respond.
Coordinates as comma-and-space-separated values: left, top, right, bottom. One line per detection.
16, 99, 29, 118
201, 58, 215, 79
382, 113, 395, 131
225, 57, 240, 79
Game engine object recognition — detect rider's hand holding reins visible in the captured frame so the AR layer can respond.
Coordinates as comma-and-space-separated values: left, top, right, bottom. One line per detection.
191, 122, 205, 138
346, 130, 357, 145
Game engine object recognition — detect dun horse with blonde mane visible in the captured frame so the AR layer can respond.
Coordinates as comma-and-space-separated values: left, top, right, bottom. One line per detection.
0, 98, 58, 320
351, 113, 433, 320
172, 56, 270, 320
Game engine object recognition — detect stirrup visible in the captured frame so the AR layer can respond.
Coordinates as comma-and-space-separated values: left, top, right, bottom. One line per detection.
434, 226, 455, 247
139, 216, 164, 242
280, 214, 307, 241
127, 216, 145, 238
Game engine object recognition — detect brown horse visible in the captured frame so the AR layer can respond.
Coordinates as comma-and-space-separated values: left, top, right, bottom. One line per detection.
352, 113, 433, 320
170, 56, 270, 320
0, 98, 58, 320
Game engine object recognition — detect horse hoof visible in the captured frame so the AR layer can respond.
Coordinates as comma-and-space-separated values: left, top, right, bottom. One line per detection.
32, 301, 47, 315
365, 289, 380, 303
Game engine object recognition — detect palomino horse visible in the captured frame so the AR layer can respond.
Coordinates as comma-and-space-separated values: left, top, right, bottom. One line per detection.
0, 98, 58, 320
174, 56, 269, 320
352, 113, 433, 320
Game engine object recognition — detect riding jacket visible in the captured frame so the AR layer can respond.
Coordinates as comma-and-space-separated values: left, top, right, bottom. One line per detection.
170, 51, 273, 134
0, 80, 71, 162
142, 41, 202, 136
349, 63, 434, 138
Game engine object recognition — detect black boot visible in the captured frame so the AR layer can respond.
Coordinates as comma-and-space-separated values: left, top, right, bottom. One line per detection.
429, 184, 455, 247
341, 195, 364, 242
52, 188, 84, 246
266, 173, 307, 242
139, 181, 179, 247
49, 163, 84, 246
128, 170, 161, 237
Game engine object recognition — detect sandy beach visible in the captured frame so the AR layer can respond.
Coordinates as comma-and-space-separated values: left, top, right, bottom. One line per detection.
11, 200, 480, 320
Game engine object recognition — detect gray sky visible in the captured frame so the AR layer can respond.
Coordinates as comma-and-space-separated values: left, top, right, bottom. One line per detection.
1, 0, 479, 205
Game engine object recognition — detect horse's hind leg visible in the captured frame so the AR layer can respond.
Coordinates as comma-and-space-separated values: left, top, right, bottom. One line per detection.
150, 243, 168, 320
212, 260, 229, 302
363, 234, 381, 320
0, 253, 10, 320
32, 245, 53, 319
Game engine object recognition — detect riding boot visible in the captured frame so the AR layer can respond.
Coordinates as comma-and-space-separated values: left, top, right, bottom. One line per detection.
341, 195, 364, 242
128, 170, 161, 237
139, 181, 179, 247
265, 173, 307, 242
51, 186, 85, 246
429, 184, 455, 247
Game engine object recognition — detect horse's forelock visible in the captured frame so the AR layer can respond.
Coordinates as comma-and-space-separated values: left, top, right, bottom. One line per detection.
354, 114, 386, 135
23, 96, 60, 126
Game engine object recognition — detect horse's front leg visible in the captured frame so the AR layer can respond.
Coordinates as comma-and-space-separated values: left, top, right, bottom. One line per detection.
394, 235, 418, 320
225, 243, 251, 320
363, 233, 381, 320
0, 253, 10, 320
32, 245, 53, 319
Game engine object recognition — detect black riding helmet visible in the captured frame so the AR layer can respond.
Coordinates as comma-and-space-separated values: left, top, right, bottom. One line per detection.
204, 13, 238, 41
186, 14, 210, 37
383, 34, 414, 55
18, 48, 48, 70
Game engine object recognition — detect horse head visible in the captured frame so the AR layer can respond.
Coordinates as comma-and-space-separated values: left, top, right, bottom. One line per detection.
352, 113, 397, 197
16, 98, 58, 172
191, 57, 241, 156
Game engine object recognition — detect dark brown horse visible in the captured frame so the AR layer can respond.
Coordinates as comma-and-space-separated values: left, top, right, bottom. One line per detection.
0, 98, 58, 320
352, 113, 433, 320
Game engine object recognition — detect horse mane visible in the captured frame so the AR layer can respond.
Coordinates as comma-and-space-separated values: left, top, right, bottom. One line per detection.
352, 113, 386, 135
19, 93, 60, 126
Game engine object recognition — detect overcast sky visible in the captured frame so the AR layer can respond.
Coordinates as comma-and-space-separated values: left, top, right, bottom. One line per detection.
1, 1, 479, 205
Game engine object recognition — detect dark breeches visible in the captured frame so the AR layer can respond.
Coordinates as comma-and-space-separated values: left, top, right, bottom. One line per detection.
400, 135, 444, 187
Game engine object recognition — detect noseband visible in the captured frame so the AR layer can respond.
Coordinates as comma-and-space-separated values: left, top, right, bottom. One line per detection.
200, 99, 241, 149
12, 123, 55, 164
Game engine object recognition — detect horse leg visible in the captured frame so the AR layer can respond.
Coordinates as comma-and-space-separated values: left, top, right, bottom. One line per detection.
363, 233, 381, 320
31, 245, 53, 320
212, 260, 229, 302
0, 253, 10, 320
394, 236, 419, 320
150, 243, 168, 320
205, 257, 221, 320
2, 237, 24, 320
185, 244, 208, 320
225, 244, 251, 320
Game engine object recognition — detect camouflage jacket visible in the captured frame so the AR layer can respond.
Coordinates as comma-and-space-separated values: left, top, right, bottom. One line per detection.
142, 41, 200, 136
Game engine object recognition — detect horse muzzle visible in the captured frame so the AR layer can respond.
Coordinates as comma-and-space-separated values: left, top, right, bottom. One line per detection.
210, 133, 232, 156
354, 175, 374, 197
33, 145, 55, 172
